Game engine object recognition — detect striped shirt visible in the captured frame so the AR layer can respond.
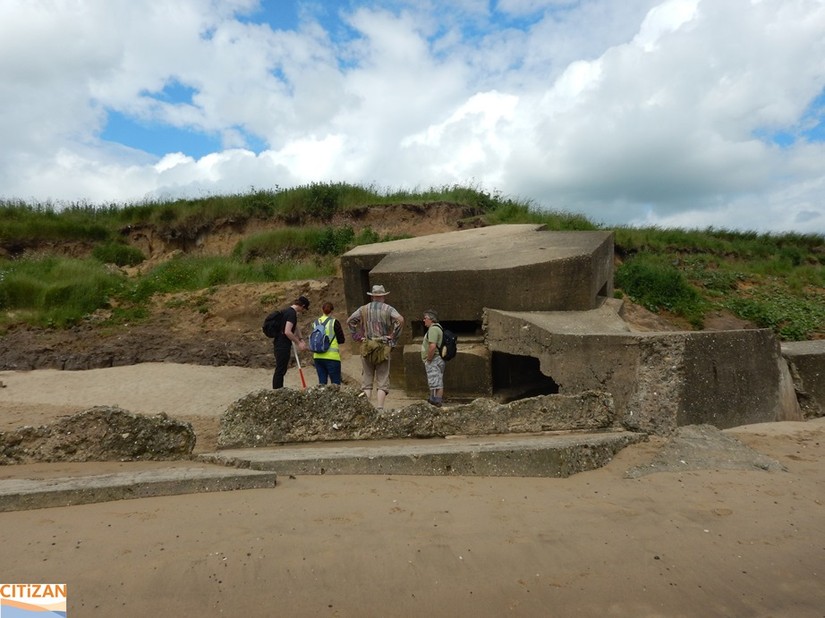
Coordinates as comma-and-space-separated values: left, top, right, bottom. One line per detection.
347, 301, 403, 342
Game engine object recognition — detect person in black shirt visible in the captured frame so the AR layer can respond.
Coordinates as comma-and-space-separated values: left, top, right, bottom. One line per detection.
272, 296, 310, 389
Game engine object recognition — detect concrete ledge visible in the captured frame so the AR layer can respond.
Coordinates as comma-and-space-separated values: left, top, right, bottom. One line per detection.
0, 466, 278, 512
199, 430, 646, 478
782, 341, 825, 418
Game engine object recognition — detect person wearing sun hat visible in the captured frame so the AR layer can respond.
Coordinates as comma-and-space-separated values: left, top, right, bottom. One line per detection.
347, 284, 405, 411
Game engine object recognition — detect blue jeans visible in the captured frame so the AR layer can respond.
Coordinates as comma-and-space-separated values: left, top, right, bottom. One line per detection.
315, 358, 342, 384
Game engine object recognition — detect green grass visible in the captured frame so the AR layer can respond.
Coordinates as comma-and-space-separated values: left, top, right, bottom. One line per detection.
615, 226, 825, 339
0, 183, 533, 242
232, 225, 411, 262
719, 283, 825, 341
91, 242, 146, 266
614, 254, 707, 327
0, 256, 125, 328
0, 252, 336, 331
128, 255, 336, 303
0, 200, 111, 243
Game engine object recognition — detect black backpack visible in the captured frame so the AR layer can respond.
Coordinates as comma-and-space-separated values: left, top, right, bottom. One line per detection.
262, 310, 284, 338
436, 324, 457, 361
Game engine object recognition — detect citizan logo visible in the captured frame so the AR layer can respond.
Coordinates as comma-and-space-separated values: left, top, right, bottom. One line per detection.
0, 583, 66, 617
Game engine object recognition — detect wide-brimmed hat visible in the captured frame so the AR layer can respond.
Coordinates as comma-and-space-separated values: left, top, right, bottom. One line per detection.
366, 284, 389, 296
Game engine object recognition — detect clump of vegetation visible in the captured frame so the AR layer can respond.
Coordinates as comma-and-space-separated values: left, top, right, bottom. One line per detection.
92, 242, 145, 267
615, 254, 707, 327
128, 255, 336, 303
0, 256, 125, 328
720, 284, 825, 341
232, 225, 411, 262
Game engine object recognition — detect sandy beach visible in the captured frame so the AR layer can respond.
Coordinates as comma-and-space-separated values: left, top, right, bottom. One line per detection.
1, 363, 824, 617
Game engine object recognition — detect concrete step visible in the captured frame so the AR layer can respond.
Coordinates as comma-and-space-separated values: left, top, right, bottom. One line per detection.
198, 430, 646, 478
0, 430, 646, 512
0, 464, 278, 512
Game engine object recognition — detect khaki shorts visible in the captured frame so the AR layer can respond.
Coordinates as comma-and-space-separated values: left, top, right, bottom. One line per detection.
361, 357, 391, 392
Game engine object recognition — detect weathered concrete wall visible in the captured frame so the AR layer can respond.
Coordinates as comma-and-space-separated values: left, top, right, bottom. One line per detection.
485, 308, 795, 435
782, 340, 825, 418
375, 252, 606, 325
678, 330, 801, 427
340, 252, 387, 318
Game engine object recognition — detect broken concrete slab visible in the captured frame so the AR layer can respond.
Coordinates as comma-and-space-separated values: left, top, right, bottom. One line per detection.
201, 430, 647, 478
0, 464, 278, 512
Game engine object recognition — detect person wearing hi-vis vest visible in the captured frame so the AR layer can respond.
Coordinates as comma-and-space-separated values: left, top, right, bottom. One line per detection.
312, 302, 346, 384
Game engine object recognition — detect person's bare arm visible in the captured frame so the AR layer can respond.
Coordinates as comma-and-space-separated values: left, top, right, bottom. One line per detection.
285, 320, 306, 350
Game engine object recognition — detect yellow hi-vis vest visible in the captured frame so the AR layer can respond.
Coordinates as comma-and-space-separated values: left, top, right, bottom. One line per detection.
312, 315, 341, 361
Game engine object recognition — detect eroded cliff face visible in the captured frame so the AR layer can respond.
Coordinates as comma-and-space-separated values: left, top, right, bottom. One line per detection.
0, 203, 479, 370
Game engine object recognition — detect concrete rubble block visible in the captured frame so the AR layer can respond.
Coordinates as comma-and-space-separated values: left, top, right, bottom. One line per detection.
341, 225, 615, 395
218, 385, 383, 448
679, 330, 800, 428
0, 406, 196, 465
781, 340, 825, 418
505, 390, 616, 431
217, 385, 619, 449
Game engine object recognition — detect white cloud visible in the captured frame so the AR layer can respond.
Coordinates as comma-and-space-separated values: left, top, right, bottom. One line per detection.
0, 0, 824, 233
634, 0, 700, 51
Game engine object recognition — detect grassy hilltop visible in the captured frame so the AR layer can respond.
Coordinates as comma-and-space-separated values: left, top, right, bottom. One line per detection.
1, 183, 823, 341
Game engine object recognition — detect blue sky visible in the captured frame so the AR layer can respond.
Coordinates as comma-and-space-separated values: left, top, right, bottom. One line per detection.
1, 0, 824, 233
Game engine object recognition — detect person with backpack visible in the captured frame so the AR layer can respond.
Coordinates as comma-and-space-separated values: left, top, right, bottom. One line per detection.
310, 301, 346, 385
421, 309, 446, 407
347, 284, 405, 411
272, 296, 310, 389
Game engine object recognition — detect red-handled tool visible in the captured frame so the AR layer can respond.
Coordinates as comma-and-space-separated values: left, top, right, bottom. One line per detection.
292, 343, 307, 389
